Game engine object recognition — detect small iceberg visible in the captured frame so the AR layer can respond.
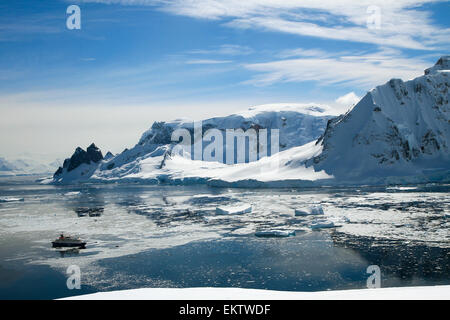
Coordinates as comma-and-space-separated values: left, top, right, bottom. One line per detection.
255, 230, 296, 238
216, 204, 252, 215
386, 186, 418, 191
64, 191, 81, 196
310, 220, 336, 230
295, 205, 324, 216
0, 197, 24, 203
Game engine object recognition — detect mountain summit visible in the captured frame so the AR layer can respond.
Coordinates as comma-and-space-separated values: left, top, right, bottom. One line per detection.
425, 56, 450, 75
54, 143, 103, 179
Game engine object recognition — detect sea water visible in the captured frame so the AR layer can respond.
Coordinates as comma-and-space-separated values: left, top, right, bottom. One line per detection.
0, 176, 448, 299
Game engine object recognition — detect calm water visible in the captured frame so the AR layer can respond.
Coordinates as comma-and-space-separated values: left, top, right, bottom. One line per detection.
0, 175, 449, 299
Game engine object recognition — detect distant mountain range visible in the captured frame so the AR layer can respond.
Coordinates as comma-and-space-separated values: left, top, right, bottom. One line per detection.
51, 56, 450, 186
0, 156, 61, 176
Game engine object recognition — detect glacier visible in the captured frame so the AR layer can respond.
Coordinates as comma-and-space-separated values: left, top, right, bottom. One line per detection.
51, 57, 450, 186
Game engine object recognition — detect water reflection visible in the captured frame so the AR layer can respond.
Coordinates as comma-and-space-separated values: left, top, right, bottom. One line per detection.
116, 192, 206, 227
75, 207, 104, 217
56, 247, 80, 257
61, 188, 106, 218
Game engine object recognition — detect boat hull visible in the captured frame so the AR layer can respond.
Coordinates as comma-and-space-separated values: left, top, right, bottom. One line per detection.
52, 242, 86, 249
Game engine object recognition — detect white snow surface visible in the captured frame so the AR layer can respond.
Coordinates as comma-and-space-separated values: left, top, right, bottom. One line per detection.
64, 285, 450, 300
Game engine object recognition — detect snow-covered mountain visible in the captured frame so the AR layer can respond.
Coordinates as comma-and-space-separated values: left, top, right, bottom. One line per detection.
0, 156, 61, 176
52, 104, 336, 183
307, 55, 450, 183
51, 56, 450, 186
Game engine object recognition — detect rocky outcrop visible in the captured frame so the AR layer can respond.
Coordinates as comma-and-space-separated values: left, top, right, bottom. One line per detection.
425, 56, 450, 75
54, 143, 103, 178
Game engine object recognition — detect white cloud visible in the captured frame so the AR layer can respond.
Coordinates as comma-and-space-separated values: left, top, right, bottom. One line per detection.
336, 92, 361, 106
81, 0, 450, 50
243, 49, 432, 88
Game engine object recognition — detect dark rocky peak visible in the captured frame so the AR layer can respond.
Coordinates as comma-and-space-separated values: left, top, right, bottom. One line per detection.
139, 121, 174, 145
54, 143, 104, 177
104, 151, 114, 160
425, 56, 450, 75
86, 143, 103, 163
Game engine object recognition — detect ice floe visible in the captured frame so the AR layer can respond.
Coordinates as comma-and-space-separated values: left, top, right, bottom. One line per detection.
255, 230, 296, 238
295, 205, 324, 216
310, 220, 337, 230
216, 204, 252, 215
0, 197, 24, 203
64, 191, 81, 196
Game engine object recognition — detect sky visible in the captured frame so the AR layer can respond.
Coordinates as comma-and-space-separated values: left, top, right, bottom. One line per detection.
0, 0, 449, 162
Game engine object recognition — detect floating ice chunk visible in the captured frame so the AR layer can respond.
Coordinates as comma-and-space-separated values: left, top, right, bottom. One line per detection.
338, 216, 351, 223
255, 230, 295, 238
64, 191, 81, 196
216, 204, 252, 215
295, 205, 324, 216
230, 226, 256, 235
0, 197, 24, 203
386, 186, 418, 191
310, 220, 336, 230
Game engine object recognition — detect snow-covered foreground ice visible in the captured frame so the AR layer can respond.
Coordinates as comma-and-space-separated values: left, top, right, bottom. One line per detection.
65, 285, 450, 300
0, 176, 449, 297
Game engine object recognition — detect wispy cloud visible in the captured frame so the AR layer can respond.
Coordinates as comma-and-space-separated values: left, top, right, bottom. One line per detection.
0, 13, 63, 41
81, 0, 450, 50
243, 48, 431, 88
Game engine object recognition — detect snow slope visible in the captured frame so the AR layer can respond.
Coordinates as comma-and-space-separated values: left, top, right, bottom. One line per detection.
52, 57, 450, 186
64, 285, 450, 300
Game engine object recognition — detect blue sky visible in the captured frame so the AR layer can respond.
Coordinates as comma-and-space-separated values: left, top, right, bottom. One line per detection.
0, 0, 449, 160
